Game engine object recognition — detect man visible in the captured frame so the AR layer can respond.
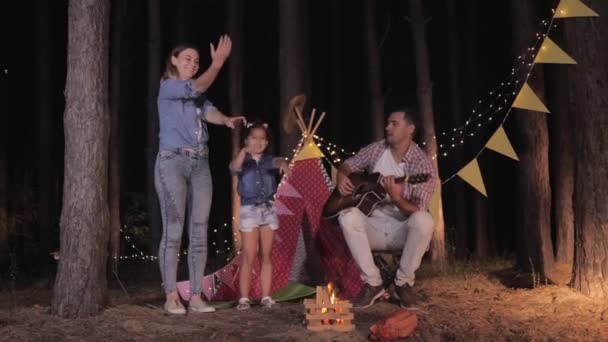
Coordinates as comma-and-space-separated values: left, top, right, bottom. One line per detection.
337, 108, 436, 308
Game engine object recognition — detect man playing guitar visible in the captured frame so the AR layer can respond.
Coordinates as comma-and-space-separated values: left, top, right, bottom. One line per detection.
336, 108, 436, 309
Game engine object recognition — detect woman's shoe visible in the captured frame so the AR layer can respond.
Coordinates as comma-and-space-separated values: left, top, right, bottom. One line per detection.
164, 299, 186, 315
188, 297, 216, 313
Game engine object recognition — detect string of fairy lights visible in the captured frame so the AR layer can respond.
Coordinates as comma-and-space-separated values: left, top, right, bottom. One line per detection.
420, 11, 560, 166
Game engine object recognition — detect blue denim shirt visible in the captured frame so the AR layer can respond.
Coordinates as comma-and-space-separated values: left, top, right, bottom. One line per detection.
157, 78, 217, 152
233, 154, 280, 205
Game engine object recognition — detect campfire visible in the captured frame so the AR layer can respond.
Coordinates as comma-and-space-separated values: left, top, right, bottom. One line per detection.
304, 283, 355, 332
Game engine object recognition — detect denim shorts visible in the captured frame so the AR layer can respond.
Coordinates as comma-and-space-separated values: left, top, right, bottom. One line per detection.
239, 201, 279, 232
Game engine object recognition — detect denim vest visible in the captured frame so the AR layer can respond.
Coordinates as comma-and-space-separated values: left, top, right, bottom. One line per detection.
235, 154, 279, 205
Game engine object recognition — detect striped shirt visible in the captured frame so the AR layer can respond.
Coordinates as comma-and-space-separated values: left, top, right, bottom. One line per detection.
344, 140, 436, 212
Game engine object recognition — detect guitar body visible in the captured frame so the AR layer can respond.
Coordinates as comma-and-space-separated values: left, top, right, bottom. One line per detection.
322, 172, 430, 219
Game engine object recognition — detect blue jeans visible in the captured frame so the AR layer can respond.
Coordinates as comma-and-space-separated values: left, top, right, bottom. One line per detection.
155, 150, 212, 296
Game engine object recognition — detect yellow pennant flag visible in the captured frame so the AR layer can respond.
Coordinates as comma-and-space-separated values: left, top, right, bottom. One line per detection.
486, 126, 519, 161
513, 82, 550, 113
534, 37, 577, 64
429, 180, 442, 221
457, 159, 487, 197
555, 0, 599, 18
293, 141, 325, 162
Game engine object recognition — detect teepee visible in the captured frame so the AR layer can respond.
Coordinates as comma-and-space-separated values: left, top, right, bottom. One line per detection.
177, 105, 363, 301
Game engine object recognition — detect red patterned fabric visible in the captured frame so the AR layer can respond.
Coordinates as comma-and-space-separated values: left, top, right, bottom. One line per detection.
177, 158, 362, 301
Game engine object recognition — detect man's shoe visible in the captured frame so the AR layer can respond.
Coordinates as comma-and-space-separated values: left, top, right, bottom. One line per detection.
353, 283, 386, 308
394, 283, 421, 309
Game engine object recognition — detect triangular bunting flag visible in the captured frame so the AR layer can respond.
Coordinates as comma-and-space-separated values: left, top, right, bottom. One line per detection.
274, 199, 294, 216
457, 159, 487, 197
429, 180, 441, 220
276, 181, 302, 198
486, 126, 519, 161
293, 141, 324, 162
555, 0, 599, 18
513, 82, 550, 113
534, 37, 577, 64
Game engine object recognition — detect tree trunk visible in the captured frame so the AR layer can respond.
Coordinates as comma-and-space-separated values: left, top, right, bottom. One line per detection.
176, 0, 191, 43
362, 0, 384, 141
108, 0, 126, 272
446, 0, 469, 259
329, 0, 343, 139
409, 0, 445, 261
567, 0, 608, 298
37, 0, 55, 275
0, 156, 7, 269
227, 0, 243, 252
279, 0, 306, 156
51, 0, 111, 318
146, 0, 162, 256
511, 0, 554, 281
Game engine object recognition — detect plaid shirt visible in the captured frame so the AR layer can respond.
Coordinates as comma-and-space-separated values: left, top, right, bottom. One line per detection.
344, 140, 436, 211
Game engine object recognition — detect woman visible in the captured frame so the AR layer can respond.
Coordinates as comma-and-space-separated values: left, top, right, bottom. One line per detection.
155, 35, 244, 314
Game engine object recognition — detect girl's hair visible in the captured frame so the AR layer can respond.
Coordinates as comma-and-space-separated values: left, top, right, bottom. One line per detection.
242, 121, 272, 150
161, 45, 199, 80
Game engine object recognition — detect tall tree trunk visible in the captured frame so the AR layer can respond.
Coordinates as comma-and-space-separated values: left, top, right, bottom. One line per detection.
227, 0, 243, 252
0, 155, 7, 269
543, 29, 574, 286
279, 0, 306, 156
329, 0, 342, 138
547, 32, 574, 269
511, 0, 554, 281
108, 0, 126, 272
362, 0, 384, 141
51, 0, 111, 318
567, 0, 608, 298
446, 0, 468, 259
146, 0, 162, 256
409, 0, 445, 261
176, 0, 191, 43
462, 0, 492, 258
37, 0, 54, 275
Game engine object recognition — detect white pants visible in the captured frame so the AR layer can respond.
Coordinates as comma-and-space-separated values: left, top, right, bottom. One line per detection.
338, 207, 434, 287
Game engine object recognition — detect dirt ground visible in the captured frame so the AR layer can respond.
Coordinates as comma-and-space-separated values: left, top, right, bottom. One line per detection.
1, 261, 607, 341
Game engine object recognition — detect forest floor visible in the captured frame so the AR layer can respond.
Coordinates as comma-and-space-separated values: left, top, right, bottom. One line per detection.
1, 259, 607, 341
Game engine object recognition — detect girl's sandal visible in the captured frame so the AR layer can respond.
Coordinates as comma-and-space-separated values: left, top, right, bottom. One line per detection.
236, 297, 251, 311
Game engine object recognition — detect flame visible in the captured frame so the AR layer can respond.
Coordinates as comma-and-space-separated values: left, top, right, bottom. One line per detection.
321, 307, 327, 313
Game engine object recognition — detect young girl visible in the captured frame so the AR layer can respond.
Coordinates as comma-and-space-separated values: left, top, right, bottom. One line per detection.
230, 122, 290, 310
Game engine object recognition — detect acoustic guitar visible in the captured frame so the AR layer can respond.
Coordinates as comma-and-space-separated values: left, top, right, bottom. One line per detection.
322, 172, 430, 219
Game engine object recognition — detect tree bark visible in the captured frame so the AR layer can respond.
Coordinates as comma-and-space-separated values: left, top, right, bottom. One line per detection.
227, 0, 243, 252
446, 0, 469, 259
51, 0, 111, 318
279, 0, 306, 156
146, 0, 162, 256
329, 0, 343, 138
409, 0, 445, 261
362, 0, 384, 141
511, 0, 554, 281
566, 0, 608, 298
37, 0, 55, 274
0, 156, 7, 269
108, 0, 126, 272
